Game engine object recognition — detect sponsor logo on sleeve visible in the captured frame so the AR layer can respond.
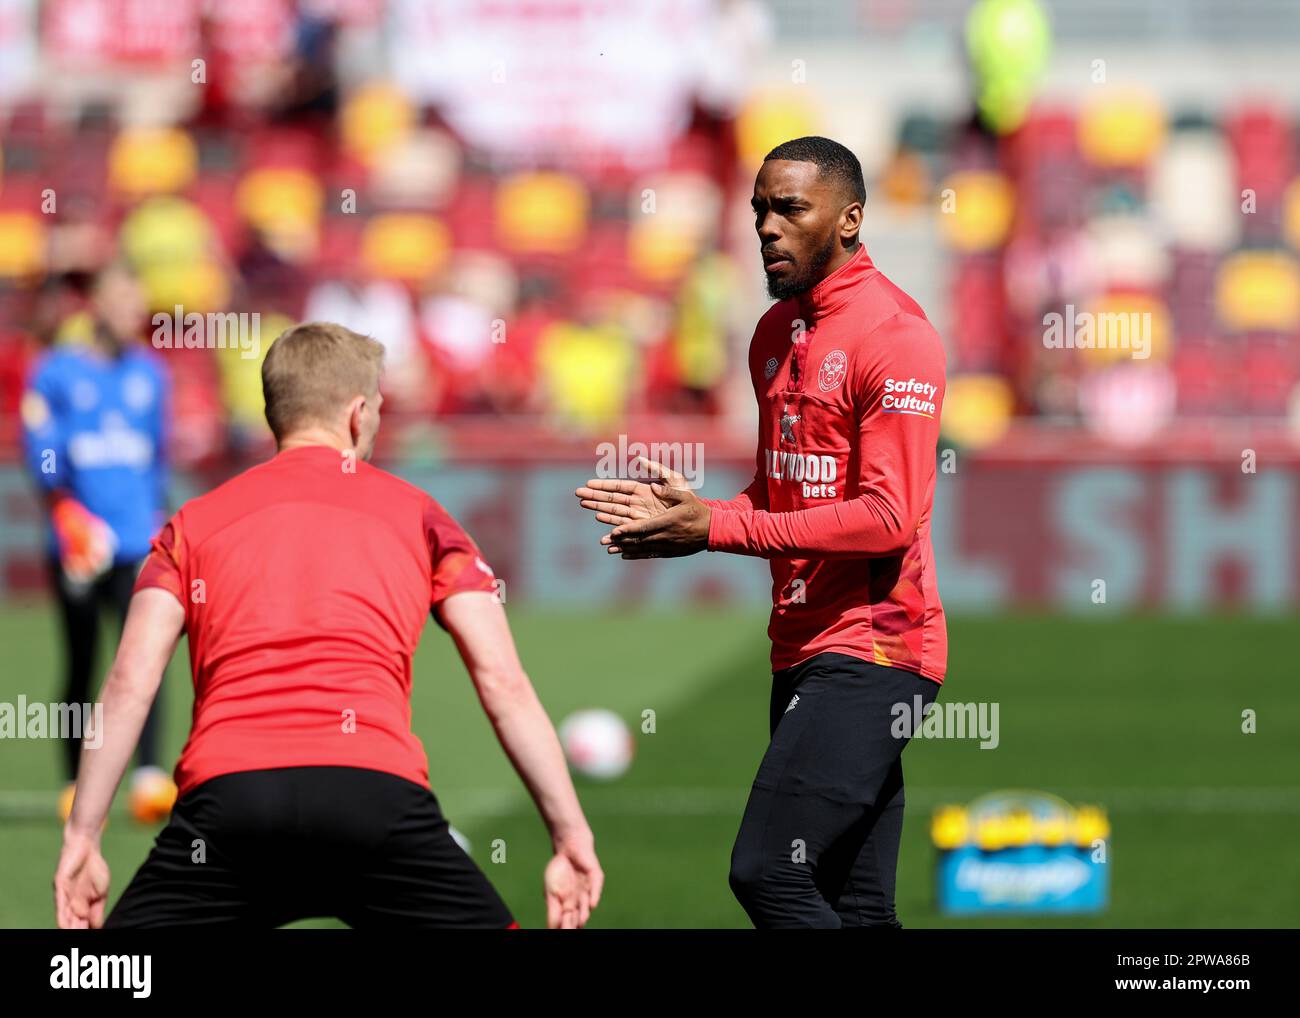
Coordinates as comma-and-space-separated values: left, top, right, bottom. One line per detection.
881, 377, 939, 418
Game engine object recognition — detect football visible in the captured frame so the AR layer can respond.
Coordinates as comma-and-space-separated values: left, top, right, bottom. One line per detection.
559, 709, 635, 780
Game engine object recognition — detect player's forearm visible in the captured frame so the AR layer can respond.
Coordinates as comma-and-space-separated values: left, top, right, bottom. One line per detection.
699, 492, 755, 513
66, 667, 160, 836
479, 678, 591, 842
698, 470, 768, 514
707, 492, 916, 559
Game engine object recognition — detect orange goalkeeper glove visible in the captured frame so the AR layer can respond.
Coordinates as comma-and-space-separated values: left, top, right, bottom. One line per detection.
50, 496, 116, 585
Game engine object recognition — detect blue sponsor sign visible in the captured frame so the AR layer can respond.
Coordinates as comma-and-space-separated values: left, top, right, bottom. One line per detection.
932, 791, 1109, 915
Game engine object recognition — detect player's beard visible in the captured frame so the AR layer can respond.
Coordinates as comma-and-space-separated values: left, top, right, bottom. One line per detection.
766, 229, 840, 301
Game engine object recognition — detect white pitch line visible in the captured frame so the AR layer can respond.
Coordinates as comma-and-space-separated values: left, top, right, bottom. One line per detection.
439, 785, 1300, 820
4, 786, 1299, 822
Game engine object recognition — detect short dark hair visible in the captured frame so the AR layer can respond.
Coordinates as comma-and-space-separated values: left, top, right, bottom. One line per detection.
764, 136, 866, 206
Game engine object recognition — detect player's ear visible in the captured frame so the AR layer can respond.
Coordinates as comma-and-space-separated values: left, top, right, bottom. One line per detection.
346, 394, 366, 446
840, 201, 863, 241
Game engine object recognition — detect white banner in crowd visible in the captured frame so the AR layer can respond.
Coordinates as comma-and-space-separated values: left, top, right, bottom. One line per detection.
0, 0, 37, 98
388, 0, 710, 167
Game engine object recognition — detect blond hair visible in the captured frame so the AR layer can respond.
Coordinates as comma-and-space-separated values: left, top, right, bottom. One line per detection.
261, 322, 385, 440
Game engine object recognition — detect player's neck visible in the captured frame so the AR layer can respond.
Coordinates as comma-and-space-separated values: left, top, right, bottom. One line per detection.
816, 239, 861, 284
278, 429, 355, 455
92, 330, 126, 360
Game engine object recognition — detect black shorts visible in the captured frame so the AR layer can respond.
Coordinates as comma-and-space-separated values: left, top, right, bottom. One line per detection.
104, 766, 515, 929
729, 653, 940, 928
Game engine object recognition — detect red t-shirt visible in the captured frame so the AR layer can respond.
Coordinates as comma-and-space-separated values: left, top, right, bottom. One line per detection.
135, 444, 497, 795
702, 244, 948, 683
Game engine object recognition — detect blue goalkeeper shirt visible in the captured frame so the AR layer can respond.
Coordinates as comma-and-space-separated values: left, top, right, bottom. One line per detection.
20, 344, 170, 565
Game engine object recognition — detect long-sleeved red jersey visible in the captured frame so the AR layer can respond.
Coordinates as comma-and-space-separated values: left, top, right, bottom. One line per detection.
703, 243, 947, 683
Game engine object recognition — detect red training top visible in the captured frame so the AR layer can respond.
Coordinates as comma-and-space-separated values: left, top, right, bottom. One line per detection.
135, 444, 498, 795
703, 244, 948, 683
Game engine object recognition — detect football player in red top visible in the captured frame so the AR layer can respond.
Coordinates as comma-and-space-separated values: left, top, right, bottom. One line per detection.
577, 137, 946, 928
55, 322, 602, 929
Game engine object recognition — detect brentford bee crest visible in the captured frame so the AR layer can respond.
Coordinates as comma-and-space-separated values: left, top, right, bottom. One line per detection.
818, 349, 848, 392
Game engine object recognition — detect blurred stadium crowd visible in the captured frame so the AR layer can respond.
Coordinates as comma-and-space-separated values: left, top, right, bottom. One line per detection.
1, 0, 1299, 467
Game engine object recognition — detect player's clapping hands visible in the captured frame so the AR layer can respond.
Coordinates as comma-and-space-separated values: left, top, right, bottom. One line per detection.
575, 457, 711, 559
575, 455, 683, 524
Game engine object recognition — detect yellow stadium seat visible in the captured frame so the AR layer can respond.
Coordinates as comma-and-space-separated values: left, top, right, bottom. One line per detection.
537, 320, 633, 429
108, 127, 198, 197
937, 170, 1016, 252
939, 374, 1014, 448
0, 211, 45, 277
236, 166, 324, 261
495, 173, 589, 255
1077, 293, 1172, 364
1215, 250, 1300, 332
736, 90, 822, 169
341, 82, 416, 166
1078, 91, 1166, 168
140, 260, 231, 315
360, 213, 451, 280
120, 196, 215, 267
627, 172, 721, 284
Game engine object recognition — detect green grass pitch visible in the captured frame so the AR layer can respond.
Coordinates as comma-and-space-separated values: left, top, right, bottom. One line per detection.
1, 605, 1297, 928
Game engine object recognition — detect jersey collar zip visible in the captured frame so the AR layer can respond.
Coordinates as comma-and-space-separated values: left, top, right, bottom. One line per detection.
796, 242, 876, 324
